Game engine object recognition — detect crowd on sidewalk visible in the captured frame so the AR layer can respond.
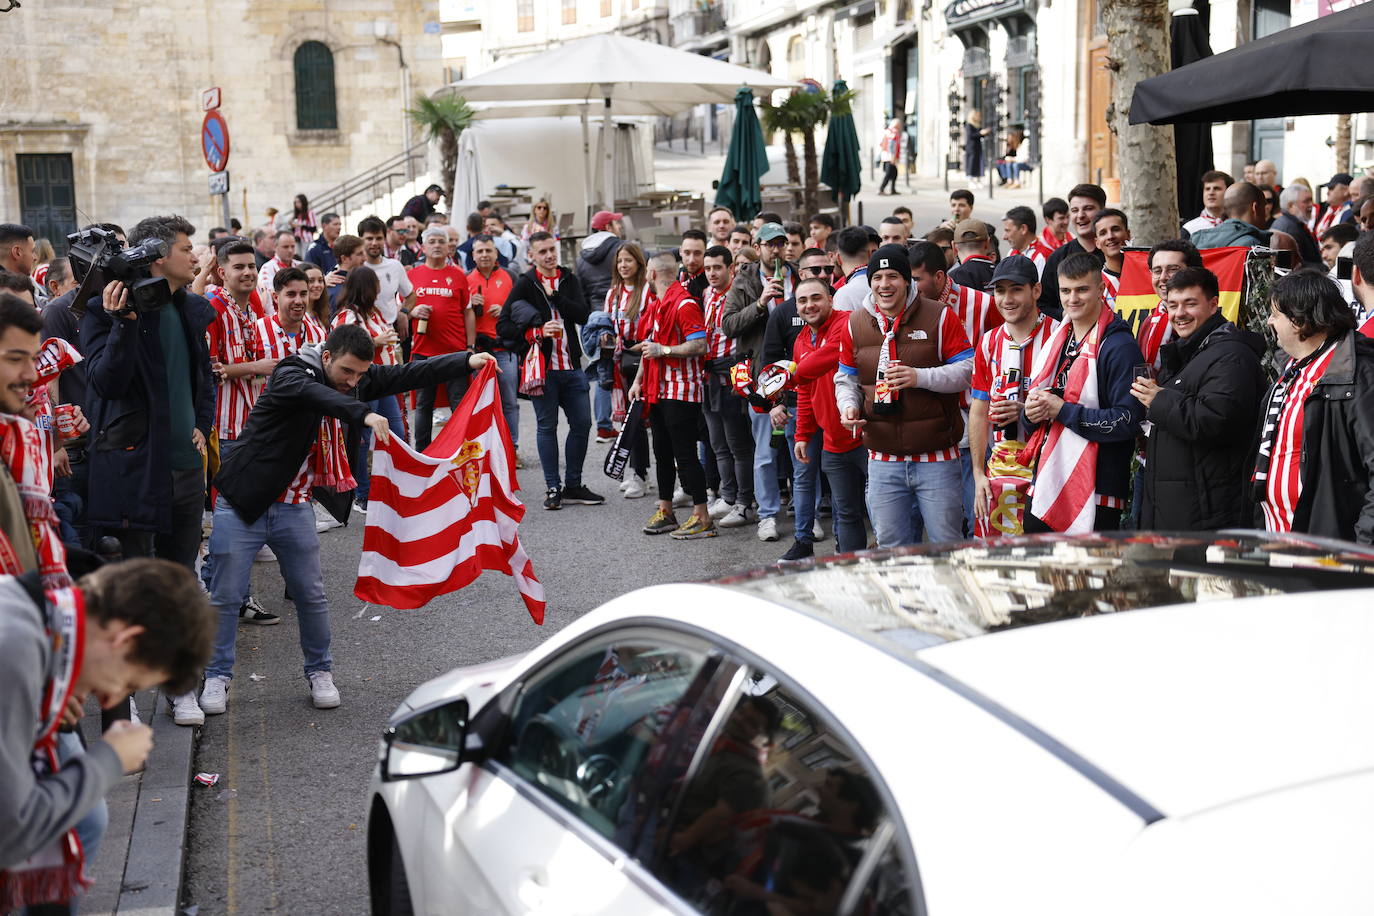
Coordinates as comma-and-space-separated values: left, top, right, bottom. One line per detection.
3, 158, 1374, 912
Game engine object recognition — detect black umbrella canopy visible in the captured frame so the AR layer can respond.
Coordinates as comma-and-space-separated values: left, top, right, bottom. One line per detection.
1172, 8, 1215, 220
1130, 1, 1374, 125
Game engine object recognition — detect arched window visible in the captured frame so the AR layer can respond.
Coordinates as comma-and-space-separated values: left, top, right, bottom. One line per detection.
294, 41, 338, 131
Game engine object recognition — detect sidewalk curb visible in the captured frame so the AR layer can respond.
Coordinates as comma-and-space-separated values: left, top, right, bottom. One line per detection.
115, 689, 195, 916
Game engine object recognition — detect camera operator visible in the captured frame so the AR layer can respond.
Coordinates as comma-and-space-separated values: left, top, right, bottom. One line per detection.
80, 215, 214, 570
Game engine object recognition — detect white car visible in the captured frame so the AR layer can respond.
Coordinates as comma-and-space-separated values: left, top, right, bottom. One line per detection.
367, 532, 1374, 915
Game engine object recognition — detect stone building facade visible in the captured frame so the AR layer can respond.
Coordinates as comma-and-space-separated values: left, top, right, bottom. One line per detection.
0, 0, 444, 251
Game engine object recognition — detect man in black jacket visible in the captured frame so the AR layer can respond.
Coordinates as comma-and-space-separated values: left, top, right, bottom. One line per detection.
1130, 267, 1266, 530
1271, 184, 1323, 267
1251, 270, 1374, 543
200, 323, 492, 713
498, 231, 605, 510
1037, 184, 1106, 321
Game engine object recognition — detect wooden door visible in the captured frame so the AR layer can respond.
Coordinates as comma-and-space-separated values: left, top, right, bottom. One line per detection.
1087, 44, 1116, 187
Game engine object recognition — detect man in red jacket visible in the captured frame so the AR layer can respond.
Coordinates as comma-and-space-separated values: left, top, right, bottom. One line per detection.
785, 277, 867, 559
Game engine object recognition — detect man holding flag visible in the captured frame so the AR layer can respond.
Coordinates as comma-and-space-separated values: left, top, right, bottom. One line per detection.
200, 323, 493, 714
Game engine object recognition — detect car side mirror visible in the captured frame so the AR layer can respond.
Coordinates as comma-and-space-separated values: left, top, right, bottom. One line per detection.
381, 697, 471, 782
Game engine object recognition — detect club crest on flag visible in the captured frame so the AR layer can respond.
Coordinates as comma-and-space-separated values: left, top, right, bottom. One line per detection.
449, 439, 485, 500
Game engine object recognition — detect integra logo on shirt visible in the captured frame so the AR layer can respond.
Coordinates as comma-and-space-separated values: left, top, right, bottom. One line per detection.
416, 286, 455, 297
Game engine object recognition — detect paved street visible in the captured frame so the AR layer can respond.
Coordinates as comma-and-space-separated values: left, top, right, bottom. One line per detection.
182, 405, 829, 914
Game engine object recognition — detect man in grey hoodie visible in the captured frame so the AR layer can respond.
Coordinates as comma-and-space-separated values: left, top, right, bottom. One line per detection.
0, 559, 211, 909
576, 211, 625, 438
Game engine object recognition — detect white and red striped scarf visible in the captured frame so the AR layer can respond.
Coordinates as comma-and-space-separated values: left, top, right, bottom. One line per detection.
27, 338, 82, 431
1137, 300, 1174, 370
0, 587, 87, 911
702, 284, 734, 361
1101, 270, 1121, 309
1314, 202, 1349, 237
0, 415, 69, 589
1018, 302, 1116, 533
1040, 226, 1070, 252
536, 270, 573, 371
941, 275, 1000, 409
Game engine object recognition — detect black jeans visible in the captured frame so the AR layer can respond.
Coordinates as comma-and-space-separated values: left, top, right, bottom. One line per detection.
1024, 506, 1122, 534
879, 161, 899, 193
413, 354, 471, 451
649, 400, 708, 506
702, 394, 756, 507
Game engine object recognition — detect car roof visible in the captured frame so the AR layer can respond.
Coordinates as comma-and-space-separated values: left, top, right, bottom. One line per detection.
907, 589, 1374, 817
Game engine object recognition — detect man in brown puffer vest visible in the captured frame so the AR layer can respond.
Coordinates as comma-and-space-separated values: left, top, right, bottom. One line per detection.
835, 244, 974, 546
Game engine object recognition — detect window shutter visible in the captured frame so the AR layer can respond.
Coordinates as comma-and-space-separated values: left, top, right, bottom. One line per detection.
294, 41, 338, 130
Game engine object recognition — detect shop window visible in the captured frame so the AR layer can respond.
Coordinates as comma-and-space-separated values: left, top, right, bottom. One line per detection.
563, 0, 577, 24
518, 0, 535, 31
601, 0, 612, 15
293, 41, 338, 131
787, 35, 806, 80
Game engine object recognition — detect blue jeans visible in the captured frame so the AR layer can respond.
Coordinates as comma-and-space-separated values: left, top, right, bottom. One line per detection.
784, 415, 823, 543
412, 355, 469, 452
61, 729, 107, 864
355, 394, 405, 503
960, 447, 975, 538
866, 458, 964, 547
495, 350, 520, 449
594, 377, 612, 432
750, 409, 781, 520
822, 447, 868, 553
205, 500, 332, 680
530, 368, 591, 490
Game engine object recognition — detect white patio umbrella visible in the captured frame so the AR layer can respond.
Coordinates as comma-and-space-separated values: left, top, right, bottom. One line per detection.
452, 127, 483, 224
442, 33, 792, 211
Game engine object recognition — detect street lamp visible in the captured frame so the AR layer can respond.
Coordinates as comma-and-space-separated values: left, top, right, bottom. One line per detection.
946, 81, 962, 192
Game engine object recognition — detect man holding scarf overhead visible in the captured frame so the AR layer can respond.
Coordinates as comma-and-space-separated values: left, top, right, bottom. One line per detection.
1020, 253, 1145, 533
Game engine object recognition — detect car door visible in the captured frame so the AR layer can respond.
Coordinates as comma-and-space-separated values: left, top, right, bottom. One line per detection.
422, 628, 733, 915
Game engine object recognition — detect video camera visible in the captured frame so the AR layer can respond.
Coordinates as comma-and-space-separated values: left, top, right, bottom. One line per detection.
65, 226, 171, 315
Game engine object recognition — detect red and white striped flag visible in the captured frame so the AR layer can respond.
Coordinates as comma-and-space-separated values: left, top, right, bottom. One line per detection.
354, 363, 546, 623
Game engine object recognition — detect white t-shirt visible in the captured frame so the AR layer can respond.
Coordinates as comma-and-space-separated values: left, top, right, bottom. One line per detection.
366, 257, 413, 323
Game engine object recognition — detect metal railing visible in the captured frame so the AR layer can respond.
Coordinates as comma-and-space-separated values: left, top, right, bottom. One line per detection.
311, 142, 428, 220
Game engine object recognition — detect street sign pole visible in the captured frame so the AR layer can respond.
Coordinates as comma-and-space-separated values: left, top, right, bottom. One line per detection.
201, 88, 232, 233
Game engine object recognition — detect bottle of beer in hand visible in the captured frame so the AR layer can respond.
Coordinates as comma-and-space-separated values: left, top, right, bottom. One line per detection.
873, 360, 900, 415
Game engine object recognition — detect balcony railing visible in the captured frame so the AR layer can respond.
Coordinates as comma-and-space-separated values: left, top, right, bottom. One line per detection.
670, 3, 728, 41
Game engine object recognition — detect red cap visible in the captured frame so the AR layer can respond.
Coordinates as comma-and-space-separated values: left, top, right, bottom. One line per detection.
591, 210, 624, 232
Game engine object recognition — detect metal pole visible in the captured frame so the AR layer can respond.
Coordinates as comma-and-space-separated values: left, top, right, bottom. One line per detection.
581, 104, 593, 227
219, 192, 231, 231
601, 85, 615, 209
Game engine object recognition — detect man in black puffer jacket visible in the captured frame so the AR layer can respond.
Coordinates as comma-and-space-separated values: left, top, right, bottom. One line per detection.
1132, 267, 1266, 530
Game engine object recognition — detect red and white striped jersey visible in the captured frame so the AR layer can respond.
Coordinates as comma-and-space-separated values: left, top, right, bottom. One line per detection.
940, 276, 1003, 409
1262, 345, 1338, 532
701, 282, 735, 361
970, 316, 1060, 444
253, 313, 326, 361
639, 282, 708, 404
333, 308, 399, 366
257, 258, 300, 309
1040, 226, 1071, 252
206, 289, 263, 440
1314, 202, 1349, 236
1009, 237, 1054, 277
537, 270, 573, 371
604, 283, 648, 342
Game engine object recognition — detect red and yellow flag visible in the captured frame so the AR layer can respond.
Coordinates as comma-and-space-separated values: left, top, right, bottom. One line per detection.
1115, 246, 1249, 334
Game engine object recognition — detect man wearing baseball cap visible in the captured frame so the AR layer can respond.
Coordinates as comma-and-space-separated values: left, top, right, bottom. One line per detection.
834, 243, 974, 546
721, 222, 800, 543
575, 209, 625, 319
1315, 173, 1354, 236
947, 219, 995, 292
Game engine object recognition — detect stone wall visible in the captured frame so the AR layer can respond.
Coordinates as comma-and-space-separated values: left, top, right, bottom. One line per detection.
0, 0, 445, 243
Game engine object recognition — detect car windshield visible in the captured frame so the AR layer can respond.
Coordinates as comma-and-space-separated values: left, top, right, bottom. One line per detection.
722, 532, 1374, 655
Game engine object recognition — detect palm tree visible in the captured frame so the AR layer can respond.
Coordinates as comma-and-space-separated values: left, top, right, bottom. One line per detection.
407, 93, 475, 206
761, 93, 804, 187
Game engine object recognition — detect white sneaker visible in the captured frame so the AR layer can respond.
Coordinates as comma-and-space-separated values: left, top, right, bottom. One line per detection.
308, 671, 341, 709
170, 692, 204, 726
619, 478, 632, 492
812, 520, 825, 541
719, 503, 752, 528
314, 501, 343, 533
200, 676, 229, 715
255, 545, 276, 563
623, 475, 647, 499
708, 499, 734, 520
672, 487, 692, 508
757, 517, 779, 542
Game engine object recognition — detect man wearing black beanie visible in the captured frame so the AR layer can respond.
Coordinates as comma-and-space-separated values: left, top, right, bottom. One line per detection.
833, 244, 975, 546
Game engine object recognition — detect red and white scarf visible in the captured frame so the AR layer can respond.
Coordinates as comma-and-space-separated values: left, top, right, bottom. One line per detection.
1018, 303, 1116, 533
0, 415, 70, 589
0, 586, 89, 911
